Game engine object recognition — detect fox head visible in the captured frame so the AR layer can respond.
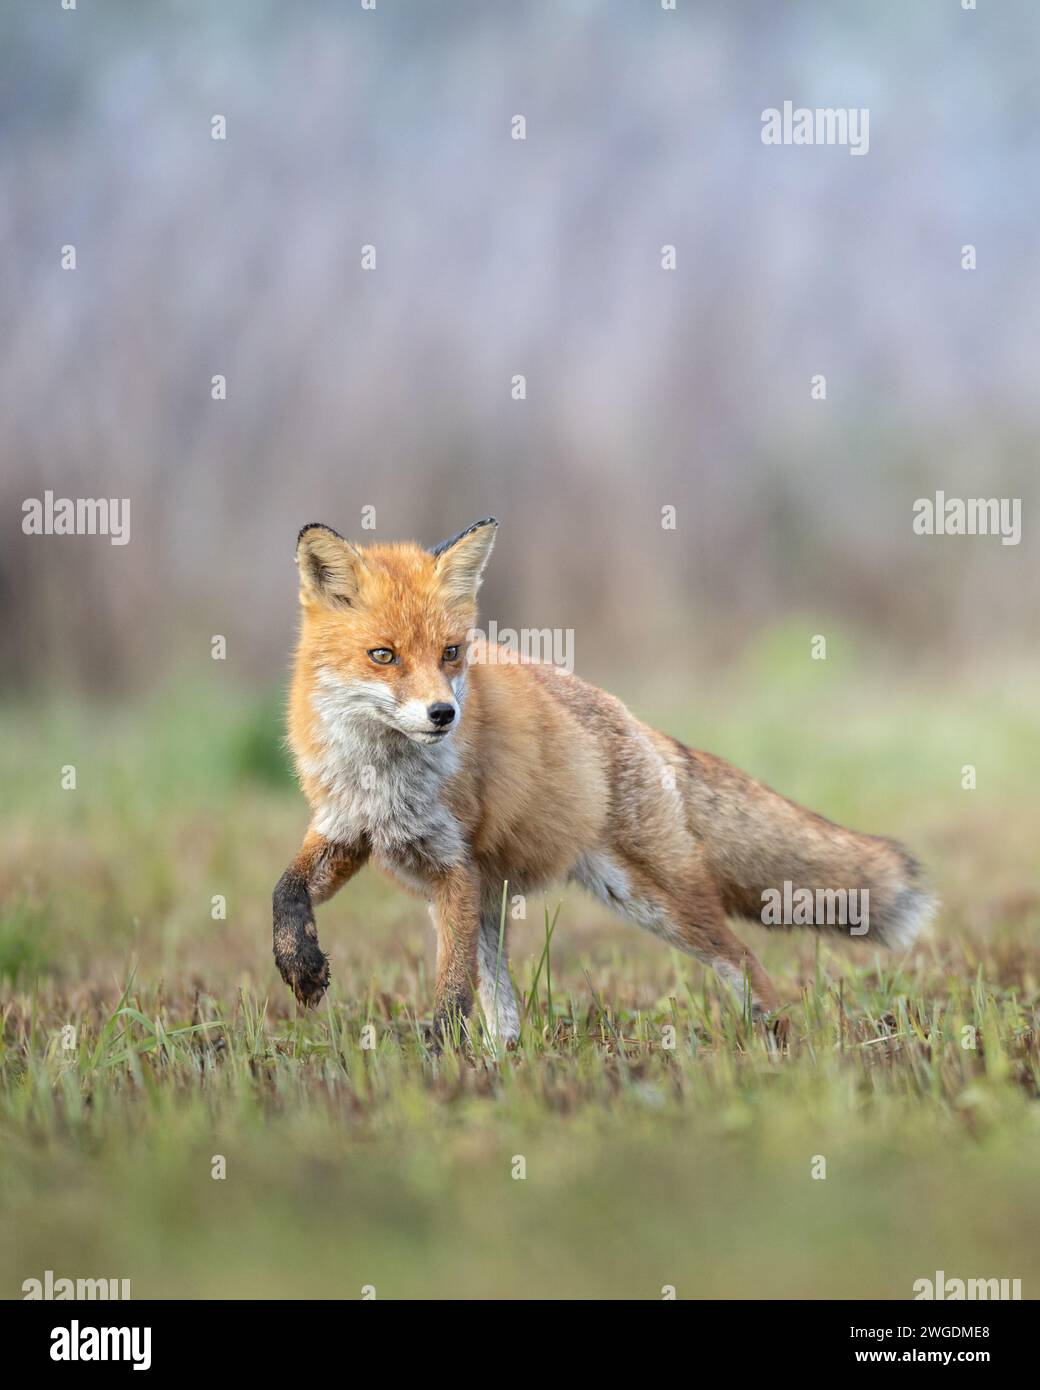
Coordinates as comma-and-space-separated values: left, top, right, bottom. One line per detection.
294, 518, 496, 746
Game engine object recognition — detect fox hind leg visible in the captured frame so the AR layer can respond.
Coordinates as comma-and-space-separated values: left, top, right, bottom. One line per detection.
657, 880, 782, 1028
576, 850, 784, 1042
660, 886, 785, 1042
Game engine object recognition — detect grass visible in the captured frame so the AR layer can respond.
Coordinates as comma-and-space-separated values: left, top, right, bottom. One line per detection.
1, 644, 1039, 1299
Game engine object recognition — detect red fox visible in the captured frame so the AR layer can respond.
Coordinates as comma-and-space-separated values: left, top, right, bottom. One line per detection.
273, 518, 934, 1044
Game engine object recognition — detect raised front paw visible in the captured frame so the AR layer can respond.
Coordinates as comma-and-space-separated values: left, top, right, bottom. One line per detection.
275, 933, 330, 1008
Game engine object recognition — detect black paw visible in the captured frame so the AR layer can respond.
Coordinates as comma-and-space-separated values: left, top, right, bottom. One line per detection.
276, 936, 330, 1008
425, 1007, 470, 1052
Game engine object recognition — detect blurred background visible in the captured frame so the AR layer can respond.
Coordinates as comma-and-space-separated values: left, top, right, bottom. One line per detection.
2, 1, 1039, 1301
1, 0, 1037, 694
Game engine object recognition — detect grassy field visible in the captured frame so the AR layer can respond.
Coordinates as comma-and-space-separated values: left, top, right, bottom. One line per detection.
2, 642, 1039, 1300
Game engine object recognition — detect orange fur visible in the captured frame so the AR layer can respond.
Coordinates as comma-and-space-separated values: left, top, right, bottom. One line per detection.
272, 520, 934, 1045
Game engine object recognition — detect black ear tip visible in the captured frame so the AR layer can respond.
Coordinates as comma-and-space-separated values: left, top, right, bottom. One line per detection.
430, 517, 499, 557
297, 522, 343, 548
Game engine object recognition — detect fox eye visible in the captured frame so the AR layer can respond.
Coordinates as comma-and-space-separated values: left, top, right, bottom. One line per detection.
368, 648, 395, 665
442, 645, 460, 662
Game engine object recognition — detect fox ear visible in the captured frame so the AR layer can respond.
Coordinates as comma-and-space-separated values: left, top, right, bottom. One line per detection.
296, 524, 365, 608
432, 517, 497, 603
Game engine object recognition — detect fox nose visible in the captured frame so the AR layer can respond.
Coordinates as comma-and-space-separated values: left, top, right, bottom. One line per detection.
427, 702, 456, 728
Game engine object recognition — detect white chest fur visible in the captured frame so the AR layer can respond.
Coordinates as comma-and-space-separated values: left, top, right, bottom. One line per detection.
304, 672, 465, 881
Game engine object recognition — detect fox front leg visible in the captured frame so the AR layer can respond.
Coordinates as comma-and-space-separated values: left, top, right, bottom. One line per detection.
272, 830, 368, 1007
428, 867, 482, 1045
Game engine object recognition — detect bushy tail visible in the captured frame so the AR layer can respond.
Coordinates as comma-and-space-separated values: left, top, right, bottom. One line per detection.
682, 749, 936, 948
